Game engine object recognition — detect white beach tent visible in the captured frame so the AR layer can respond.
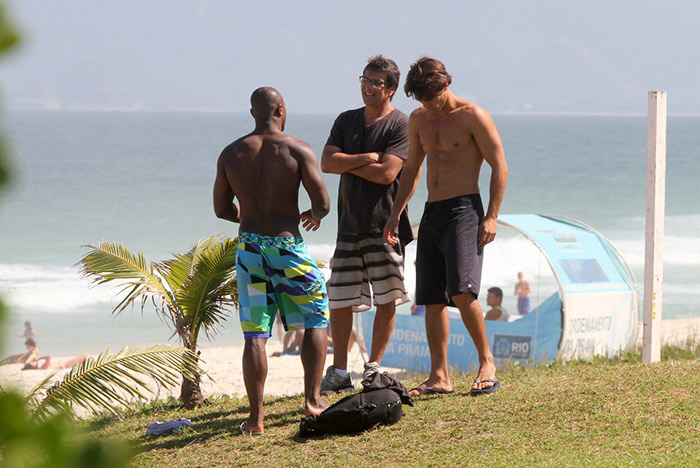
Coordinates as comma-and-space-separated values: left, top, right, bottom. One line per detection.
363, 214, 640, 371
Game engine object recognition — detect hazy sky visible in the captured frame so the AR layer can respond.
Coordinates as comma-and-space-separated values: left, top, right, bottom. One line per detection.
1, 1, 698, 114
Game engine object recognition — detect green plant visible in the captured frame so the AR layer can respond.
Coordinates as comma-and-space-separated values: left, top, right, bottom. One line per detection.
27, 345, 201, 421
0, 1, 19, 190
78, 234, 238, 408
0, 391, 133, 468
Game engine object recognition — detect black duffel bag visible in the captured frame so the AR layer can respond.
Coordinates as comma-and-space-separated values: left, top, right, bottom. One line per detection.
298, 372, 414, 437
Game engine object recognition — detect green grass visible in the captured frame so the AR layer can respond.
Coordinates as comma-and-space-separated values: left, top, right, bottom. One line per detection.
85, 352, 700, 468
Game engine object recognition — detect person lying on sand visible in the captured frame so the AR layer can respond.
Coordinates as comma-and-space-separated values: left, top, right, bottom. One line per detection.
1, 338, 40, 365
22, 352, 91, 371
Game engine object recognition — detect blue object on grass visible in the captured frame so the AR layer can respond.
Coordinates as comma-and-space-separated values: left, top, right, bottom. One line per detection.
146, 418, 191, 436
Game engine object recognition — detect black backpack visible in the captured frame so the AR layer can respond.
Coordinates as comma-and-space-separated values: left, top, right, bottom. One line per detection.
298, 372, 414, 437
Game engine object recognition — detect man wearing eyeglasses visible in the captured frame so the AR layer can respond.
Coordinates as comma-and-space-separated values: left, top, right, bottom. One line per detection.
320, 55, 413, 394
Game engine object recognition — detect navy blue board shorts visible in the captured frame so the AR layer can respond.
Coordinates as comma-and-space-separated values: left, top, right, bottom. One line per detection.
415, 194, 484, 305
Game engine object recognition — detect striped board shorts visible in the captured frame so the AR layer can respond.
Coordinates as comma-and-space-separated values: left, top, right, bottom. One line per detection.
236, 232, 329, 339
327, 234, 409, 312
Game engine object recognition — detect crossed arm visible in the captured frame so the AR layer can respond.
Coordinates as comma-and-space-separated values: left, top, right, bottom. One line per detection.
321, 145, 404, 186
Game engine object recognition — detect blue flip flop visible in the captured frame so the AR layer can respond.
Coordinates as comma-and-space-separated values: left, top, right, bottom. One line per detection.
469, 379, 501, 396
410, 385, 456, 396
145, 418, 191, 436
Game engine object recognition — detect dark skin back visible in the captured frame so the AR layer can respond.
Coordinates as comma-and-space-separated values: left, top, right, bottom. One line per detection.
213, 105, 329, 236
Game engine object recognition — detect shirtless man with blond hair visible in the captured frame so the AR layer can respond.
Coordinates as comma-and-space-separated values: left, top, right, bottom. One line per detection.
214, 87, 331, 435
383, 57, 508, 396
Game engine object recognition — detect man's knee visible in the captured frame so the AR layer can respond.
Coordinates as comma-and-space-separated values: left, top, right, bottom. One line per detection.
452, 292, 480, 310
245, 338, 268, 352
331, 306, 354, 316
375, 302, 397, 315
303, 327, 326, 339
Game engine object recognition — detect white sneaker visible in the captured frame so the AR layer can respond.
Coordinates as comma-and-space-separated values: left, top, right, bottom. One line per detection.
320, 365, 354, 395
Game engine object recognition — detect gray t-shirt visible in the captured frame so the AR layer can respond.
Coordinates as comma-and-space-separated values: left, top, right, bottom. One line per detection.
326, 107, 414, 242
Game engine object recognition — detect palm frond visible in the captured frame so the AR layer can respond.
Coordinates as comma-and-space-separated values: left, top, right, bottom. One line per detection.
155, 234, 228, 298
156, 251, 194, 293
78, 242, 177, 315
30, 345, 201, 421
191, 234, 226, 266
176, 237, 238, 343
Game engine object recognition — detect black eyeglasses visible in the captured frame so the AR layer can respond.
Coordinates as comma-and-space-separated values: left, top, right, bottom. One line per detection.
359, 75, 385, 88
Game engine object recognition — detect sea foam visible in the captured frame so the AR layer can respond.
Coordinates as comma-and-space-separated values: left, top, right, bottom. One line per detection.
0, 263, 114, 313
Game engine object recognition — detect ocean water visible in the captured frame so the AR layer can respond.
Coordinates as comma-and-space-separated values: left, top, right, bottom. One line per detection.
0, 111, 698, 356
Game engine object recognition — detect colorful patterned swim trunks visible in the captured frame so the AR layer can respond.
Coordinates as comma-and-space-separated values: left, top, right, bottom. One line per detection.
236, 232, 329, 339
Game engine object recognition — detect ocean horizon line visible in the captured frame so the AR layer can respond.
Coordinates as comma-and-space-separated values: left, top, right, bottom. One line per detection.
5, 108, 700, 118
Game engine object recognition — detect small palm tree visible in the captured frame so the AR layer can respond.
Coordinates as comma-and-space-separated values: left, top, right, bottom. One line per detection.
28, 345, 201, 420
78, 234, 238, 408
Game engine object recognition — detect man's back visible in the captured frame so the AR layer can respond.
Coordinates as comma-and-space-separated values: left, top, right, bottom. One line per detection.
219, 132, 309, 237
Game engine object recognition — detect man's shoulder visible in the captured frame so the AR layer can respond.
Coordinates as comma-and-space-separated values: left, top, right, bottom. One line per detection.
454, 99, 491, 121
221, 134, 256, 156
408, 106, 432, 121
223, 132, 310, 156
386, 108, 409, 125
267, 133, 314, 156
336, 107, 365, 120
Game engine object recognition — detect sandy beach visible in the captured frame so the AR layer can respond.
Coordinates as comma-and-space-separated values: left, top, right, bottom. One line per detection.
1, 318, 697, 413
0, 339, 378, 401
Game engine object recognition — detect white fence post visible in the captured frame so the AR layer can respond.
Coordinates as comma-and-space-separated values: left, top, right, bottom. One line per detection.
642, 91, 667, 363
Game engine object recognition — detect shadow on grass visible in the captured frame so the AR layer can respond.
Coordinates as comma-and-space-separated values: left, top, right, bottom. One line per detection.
134, 395, 306, 451
292, 428, 369, 443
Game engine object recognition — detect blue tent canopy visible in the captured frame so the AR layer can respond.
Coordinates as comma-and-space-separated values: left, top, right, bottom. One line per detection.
364, 214, 639, 371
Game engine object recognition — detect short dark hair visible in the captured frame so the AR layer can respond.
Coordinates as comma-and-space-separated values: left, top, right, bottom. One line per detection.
25, 338, 36, 347
404, 56, 452, 101
487, 287, 503, 299
364, 55, 401, 96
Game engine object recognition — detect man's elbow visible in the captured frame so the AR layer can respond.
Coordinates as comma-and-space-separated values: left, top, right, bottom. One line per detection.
213, 205, 227, 220
213, 200, 234, 221
320, 157, 337, 174
314, 200, 331, 219
318, 203, 331, 219
494, 160, 508, 177
377, 169, 400, 185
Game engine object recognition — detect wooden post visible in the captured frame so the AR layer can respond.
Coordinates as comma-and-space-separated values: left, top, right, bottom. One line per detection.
642, 91, 667, 363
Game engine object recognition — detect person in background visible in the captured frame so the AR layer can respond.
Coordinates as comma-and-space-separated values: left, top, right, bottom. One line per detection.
515, 271, 531, 316
484, 287, 510, 321
1, 337, 39, 365
16, 321, 36, 339
22, 352, 90, 370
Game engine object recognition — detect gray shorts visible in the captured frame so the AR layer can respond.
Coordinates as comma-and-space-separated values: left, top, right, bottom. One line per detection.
327, 234, 409, 312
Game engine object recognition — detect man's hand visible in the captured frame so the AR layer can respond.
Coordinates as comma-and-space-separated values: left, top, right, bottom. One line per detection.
300, 210, 321, 231
383, 215, 400, 246
478, 216, 498, 249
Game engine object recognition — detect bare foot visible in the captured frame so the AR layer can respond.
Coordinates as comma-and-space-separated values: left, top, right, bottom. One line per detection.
409, 379, 453, 398
240, 420, 264, 436
304, 397, 329, 417
471, 362, 498, 392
